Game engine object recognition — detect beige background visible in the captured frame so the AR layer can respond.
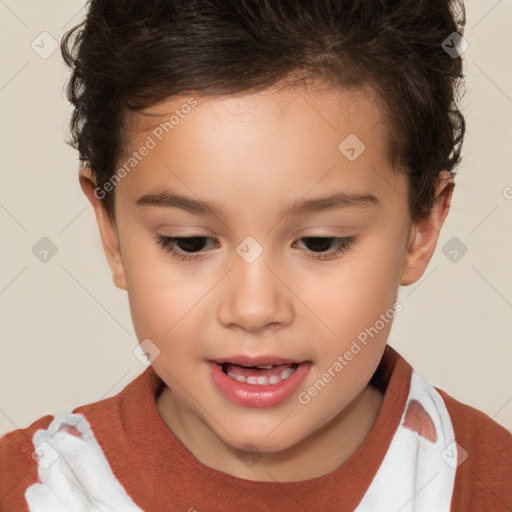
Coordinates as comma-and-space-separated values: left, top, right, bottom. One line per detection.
1, 0, 511, 435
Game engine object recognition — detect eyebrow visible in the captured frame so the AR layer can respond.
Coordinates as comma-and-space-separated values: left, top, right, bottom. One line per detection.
136, 189, 380, 219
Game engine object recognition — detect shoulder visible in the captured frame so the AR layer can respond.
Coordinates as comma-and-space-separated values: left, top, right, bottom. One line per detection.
0, 392, 119, 511
0, 369, 155, 511
436, 387, 512, 511
0, 414, 54, 511
0, 406, 138, 511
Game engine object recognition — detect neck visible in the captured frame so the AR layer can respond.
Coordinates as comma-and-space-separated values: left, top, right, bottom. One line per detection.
156, 383, 384, 482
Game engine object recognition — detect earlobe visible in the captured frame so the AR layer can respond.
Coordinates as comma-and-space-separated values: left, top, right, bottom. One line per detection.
79, 167, 128, 291
400, 172, 455, 286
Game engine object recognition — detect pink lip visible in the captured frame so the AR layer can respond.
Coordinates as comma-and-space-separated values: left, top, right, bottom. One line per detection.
207, 361, 311, 408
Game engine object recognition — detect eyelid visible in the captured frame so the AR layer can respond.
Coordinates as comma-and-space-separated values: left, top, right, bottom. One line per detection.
154, 234, 356, 262
155, 235, 217, 262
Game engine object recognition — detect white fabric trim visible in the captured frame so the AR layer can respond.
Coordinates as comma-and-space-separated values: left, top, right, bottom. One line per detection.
355, 370, 457, 511
24, 370, 457, 511
26, 412, 143, 512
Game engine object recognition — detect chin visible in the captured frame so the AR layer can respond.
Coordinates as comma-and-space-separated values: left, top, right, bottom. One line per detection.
217, 425, 305, 455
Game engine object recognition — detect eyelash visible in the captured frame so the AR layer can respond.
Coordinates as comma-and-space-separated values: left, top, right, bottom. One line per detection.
154, 235, 356, 262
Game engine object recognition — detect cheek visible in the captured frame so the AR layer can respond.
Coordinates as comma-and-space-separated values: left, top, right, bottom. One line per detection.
122, 244, 205, 343
301, 255, 400, 410
122, 223, 405, 356
304, 244, 403, 340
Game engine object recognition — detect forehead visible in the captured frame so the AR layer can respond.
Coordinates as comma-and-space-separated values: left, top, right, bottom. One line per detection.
124, 80, 389, 155
115, 80, 401, 218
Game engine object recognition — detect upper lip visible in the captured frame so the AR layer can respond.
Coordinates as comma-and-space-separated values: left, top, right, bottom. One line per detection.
210, 356, 302, 366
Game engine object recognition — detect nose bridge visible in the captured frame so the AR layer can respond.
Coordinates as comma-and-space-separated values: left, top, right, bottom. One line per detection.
217, 238, 294, 332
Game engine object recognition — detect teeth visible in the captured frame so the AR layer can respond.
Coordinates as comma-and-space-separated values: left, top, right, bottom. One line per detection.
225, 364, 298, 385
230, 373, 248, 383
256, 365, 273, 369
280, 368, 295, 380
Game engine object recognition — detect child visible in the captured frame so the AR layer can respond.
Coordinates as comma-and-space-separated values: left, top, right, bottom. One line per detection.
1, 0, 511, 510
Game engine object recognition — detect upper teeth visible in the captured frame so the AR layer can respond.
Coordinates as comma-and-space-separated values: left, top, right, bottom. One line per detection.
227, 366, 297, 385
256, 365, 273, 369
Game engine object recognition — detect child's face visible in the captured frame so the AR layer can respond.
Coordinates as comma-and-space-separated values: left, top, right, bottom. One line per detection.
81, 80, 451, 471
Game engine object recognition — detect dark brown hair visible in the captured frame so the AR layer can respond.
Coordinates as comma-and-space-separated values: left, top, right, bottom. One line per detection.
61, 0, 466, 223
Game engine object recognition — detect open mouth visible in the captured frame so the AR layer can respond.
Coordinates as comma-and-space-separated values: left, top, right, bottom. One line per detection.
208, 359, 311, 407
220, 362, 300, 386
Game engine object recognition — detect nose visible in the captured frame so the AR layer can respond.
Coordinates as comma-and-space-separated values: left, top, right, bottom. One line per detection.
217, 251, 294, 334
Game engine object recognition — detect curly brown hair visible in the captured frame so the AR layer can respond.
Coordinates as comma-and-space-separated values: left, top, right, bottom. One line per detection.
61, 0, 466, 223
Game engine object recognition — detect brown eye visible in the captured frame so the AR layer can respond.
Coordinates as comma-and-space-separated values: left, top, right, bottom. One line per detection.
294, 236, 355, 260
155, 236, 216, 261
154, 235, 356, 263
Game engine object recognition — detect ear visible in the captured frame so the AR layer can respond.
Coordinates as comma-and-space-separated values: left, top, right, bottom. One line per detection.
400, 171, 455, 286
79, 167, 127, 290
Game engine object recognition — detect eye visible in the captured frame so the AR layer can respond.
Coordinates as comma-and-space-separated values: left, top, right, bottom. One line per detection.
293, 236, 355, 260
155, 236, 216, 262
154, 235, 356, 262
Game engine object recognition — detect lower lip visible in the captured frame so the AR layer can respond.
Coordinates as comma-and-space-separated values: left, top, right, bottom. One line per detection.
207, 362, 311, 408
